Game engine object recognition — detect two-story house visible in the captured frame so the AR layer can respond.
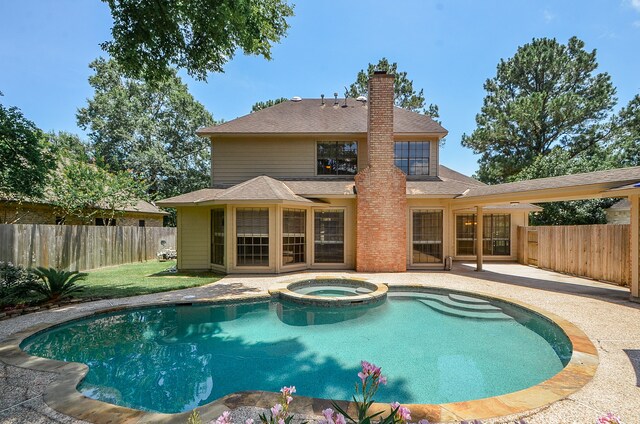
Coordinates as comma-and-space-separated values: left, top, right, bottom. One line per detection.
158, 71, 541, 273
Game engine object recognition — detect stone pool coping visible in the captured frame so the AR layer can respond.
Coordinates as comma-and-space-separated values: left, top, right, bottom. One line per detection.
268, 275, 388, 306
0, 286, 598, 423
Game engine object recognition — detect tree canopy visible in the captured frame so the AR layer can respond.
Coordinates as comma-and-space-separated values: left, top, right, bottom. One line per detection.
77, 58, 215, 200
251, 97, 288, 112
347, 58, 440, 119
462, 36, 616, 184
101, 0, 294, 82
610, 94, 640, 167
50, 161, 147, 225
0, 96, 56, 199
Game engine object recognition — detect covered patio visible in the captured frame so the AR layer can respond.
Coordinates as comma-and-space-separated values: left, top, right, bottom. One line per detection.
452, 167, 640, 302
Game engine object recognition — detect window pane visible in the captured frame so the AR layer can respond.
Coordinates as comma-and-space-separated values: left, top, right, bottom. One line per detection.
413, 210, 443, 263
283, 209, 306, 265
236, 208, 269, 266
455, 214, 511, 256
456, 214, 476, 255
317, 141, 358, 175
211, 209, 225, 265
314, 209, 344, 263
393, 141, 430, 175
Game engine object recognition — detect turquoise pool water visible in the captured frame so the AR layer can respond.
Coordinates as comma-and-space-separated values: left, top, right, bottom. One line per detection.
21, 289, 572, 414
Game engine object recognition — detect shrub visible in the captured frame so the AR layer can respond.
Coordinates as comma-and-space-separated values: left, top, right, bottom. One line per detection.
23, 267, 86, 302
0, 262, 39, 305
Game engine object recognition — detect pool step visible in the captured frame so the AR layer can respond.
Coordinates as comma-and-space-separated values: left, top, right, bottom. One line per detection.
390, 292, 501, 313
389, 292, 509, 321
447, 293, 492, 306
416, 298, 511, 321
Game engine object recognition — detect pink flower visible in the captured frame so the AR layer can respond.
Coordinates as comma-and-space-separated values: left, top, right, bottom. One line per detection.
322, 408, 335, 421
280, 386, 296, 396
278, 419, 285, 424
418, 420, 431, 424
245, 420, 254, 424
335, 413, 346, 424
286, 395, 293, 405
271, 403, 283, 417
359, 360, 386, 385
390, 402, 411, 422
597, 413, 622, 424
214, 411, 232, 424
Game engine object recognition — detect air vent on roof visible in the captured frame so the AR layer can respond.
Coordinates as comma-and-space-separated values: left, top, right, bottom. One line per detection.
356, 96, 367, 102
291, 96, 302, 102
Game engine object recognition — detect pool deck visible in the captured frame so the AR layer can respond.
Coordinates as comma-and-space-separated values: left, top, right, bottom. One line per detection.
1, 262, 639, 423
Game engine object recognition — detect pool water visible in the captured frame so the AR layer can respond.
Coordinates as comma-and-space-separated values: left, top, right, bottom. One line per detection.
21, 290, 572, 414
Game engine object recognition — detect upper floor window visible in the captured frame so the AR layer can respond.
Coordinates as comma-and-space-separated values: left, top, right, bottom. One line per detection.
394, 141, 430, 175
317, 141, 357, 175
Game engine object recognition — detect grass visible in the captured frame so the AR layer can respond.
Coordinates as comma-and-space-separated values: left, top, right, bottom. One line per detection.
75, 260, 224, 299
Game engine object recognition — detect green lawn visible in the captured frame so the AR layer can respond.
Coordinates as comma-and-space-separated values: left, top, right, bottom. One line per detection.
77, 260, 224, 299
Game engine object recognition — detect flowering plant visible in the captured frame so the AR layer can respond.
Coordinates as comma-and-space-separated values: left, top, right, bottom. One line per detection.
596, 413, 623, 424
326, 361, 406, 424
258, 386, 301, 424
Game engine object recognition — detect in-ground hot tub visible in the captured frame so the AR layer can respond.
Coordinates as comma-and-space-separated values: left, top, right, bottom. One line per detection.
269, 277, 388, 306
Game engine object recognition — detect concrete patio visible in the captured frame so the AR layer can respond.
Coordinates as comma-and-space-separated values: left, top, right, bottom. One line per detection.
0, 263, 638, 424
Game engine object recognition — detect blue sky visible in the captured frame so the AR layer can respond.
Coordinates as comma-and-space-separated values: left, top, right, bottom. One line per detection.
1, 0, 639, 177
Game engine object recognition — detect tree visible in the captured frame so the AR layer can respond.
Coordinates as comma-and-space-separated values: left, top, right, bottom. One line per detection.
610, 94, 640, 167
515, 146, 618, 225
461, 37, 617, 184
77, 58, 215, 200
251, 97, 288, 112
0, 96, 56, 199
47, 131, 92, 162
50, 161, 147, 224
347, 58, 440, 119
102, 0, 294, 82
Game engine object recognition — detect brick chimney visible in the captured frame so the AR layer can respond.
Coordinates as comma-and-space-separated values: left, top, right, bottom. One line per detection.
354, 71, 407, 272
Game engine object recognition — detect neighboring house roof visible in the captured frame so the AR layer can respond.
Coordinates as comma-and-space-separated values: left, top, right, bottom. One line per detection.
197, 98, 448, 136
459, 166, 640, 199
0, 197, 167, 215
120, 200, 168, 215
607, 198, 631, 211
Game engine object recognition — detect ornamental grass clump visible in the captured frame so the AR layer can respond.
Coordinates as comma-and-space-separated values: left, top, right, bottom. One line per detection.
25, 267, 86, 302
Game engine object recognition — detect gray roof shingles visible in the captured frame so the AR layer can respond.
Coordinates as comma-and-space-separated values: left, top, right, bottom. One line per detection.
460, 166, 640, 198
197, 98, 448, 135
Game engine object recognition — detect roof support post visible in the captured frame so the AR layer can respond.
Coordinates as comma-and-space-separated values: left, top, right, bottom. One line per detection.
630, 195, 639, 302
476, 205, 483, 272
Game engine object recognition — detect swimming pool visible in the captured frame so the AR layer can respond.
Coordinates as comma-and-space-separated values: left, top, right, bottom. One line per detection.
21, 287, 572, 414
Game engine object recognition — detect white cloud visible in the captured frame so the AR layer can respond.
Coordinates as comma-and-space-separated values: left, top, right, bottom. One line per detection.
630, 0, 640, 12
543, 9, 556, 23
634, 20, 640, 27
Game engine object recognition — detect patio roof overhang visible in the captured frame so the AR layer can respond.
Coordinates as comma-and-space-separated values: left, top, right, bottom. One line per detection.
451, 166, 640, 207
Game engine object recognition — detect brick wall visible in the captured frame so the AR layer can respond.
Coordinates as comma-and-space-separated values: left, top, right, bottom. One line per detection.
355, 72, 407, 272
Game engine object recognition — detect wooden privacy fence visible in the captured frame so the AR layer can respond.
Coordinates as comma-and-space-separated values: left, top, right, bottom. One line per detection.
517, 224, 630, 286
0, 224, 176, 271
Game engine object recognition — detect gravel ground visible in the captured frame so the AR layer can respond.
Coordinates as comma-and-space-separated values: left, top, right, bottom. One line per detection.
1, 262, 638, 424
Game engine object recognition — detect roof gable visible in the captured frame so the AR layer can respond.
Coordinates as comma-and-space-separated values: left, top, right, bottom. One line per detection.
198, 98, 447, 135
